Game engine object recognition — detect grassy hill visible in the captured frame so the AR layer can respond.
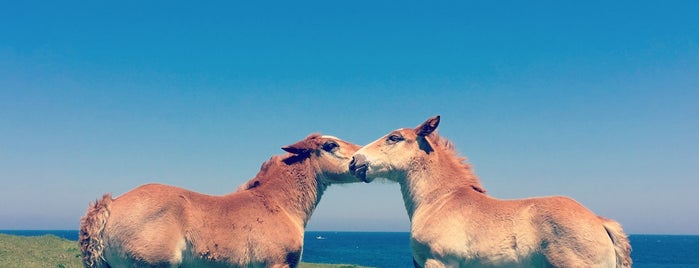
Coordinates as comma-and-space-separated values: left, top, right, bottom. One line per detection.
0, 233, 368, 268
0, 233, 80, 268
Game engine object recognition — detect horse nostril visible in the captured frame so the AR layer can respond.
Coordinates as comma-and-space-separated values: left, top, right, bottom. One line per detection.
349, 154, 369, 181
349, 156, 357, 171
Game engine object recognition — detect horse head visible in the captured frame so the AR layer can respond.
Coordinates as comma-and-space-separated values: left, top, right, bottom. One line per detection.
283, 134, 363, 184
350, 115, 440, 183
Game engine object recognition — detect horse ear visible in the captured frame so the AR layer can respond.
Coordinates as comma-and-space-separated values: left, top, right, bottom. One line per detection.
415, 115, 440, 136
282, 140, 312, 155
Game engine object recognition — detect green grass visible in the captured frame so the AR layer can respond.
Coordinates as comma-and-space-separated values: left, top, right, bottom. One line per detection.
0, 233, 81, 268
0, 233, 369, 268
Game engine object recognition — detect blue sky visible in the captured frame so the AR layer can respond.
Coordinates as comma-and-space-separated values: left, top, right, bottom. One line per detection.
1, 1, 697, 234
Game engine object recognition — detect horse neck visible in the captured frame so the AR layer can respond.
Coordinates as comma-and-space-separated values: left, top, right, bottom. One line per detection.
398, 151, 483, 219
246, 157, 326, 227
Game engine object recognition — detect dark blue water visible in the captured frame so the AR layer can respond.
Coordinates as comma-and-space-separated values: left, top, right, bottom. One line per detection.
0, 230, 78, 240
2, 230, 698, 268
303, 232, 414, 267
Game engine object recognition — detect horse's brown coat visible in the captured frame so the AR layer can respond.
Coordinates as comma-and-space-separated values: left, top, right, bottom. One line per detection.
80, 134, 361, 268
350, 116, 631, 268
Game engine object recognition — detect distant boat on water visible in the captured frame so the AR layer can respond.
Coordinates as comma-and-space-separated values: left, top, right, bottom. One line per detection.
316, 236, 326, 240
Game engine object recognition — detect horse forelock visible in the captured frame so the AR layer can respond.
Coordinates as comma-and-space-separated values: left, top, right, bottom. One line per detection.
320, 135, 339, 140
427, 132, 486, 193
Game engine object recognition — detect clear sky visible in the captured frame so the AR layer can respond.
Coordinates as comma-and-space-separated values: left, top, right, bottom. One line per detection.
1, 1, 697, 234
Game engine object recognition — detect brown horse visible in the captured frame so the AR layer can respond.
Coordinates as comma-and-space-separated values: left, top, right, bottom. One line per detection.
349, 116, 631, 268
80, 134, 361, 268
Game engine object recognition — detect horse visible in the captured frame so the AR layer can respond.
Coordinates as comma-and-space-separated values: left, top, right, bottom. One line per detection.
349, 116, 631, 268
80, 134, 362, 268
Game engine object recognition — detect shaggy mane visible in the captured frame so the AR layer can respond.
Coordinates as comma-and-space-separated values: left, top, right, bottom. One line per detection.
428, 131, 486, 193
237, 133, 324, 191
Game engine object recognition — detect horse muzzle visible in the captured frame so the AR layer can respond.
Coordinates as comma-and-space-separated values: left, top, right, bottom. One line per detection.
349, 154, 370, 183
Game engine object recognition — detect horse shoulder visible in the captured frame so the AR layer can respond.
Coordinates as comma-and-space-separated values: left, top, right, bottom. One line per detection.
409, 190, 484, 260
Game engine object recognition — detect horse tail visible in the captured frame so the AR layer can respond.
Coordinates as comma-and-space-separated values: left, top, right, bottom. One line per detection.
79, 194, 113, 268
600, 217, 632, 268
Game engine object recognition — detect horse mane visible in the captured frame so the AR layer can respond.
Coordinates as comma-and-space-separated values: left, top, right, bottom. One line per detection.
235, 155, 284, 191
428, 131, 487, 193
237, 158, 274, 191
235, 151, 321, 221
237, 132, 321, 191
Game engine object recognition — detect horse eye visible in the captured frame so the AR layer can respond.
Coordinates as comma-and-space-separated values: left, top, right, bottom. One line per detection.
322, 141, 339, 152
387, 134, 404, 144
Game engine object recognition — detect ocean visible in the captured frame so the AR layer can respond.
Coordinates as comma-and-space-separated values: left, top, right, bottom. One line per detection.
1, 230, 698, 267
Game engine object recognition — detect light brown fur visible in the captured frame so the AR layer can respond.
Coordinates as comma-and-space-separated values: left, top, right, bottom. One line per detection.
350, 116, 631, 268
79, 134, 361, 268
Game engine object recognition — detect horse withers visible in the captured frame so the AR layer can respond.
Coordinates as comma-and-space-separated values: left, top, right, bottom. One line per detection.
80, 134, 361, 268
349, 116, 631, 268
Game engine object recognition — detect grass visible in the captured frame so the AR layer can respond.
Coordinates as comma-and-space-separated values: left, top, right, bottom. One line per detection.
0, 233, 368, 268
0, 233, 81, 268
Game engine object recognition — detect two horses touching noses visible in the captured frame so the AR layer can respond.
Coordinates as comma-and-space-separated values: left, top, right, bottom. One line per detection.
349, 115, 632, 268
80, 134, 362, 267
80, 116, 632, 268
